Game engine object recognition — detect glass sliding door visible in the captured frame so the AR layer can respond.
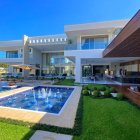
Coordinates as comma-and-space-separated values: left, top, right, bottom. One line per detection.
82, 65, 92, 77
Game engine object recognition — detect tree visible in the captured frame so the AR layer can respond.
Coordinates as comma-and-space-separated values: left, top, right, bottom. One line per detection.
0, 63, 9, 74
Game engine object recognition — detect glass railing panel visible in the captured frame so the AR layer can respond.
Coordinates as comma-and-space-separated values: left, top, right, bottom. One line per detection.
0, 53, 23, 58
50, 57, 73, 65
65, 43, 108, 50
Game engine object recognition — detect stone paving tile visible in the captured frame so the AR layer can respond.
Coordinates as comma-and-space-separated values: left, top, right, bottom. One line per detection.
30, 130, 73, 140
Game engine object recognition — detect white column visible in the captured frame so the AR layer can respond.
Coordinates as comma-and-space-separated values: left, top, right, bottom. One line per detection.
23, 35, 30, 78
75, 57, 81, 83
77, 36, 81, 50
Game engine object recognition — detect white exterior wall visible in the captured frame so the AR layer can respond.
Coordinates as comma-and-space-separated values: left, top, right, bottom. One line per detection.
65, 49, 103, 58
29, 48, 42, 65
65, 49, 104, 82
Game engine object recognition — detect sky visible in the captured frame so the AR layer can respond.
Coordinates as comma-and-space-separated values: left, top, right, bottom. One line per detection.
0, 0, 140, 40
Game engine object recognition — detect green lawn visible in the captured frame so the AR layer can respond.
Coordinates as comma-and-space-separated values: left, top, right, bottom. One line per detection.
74, 96, 140, 140
0, 122, 35, 140
2, 83, 140, 140
54, 79, 75, 86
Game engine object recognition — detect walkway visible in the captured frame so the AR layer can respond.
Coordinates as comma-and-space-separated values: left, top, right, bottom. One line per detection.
30, 130, 73, 140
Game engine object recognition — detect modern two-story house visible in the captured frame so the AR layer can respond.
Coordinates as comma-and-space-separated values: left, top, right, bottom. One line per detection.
0, 10, 140, 84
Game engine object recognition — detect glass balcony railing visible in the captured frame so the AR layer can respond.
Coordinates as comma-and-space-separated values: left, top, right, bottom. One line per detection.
65, 43, 108, 51
0, 54, 23, 58
50, 57, 73, 65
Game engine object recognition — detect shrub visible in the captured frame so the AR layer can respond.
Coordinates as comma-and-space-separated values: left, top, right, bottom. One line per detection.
99, 86, 106, 91
93, 90, 100, 97
87, 85, 94, 91
116, 93, 124, 100
82, 89, 89, 96
104, 90, 111, 97
93, 87, 98, 91
110, 87, 117, 93
83, 85, 88, 90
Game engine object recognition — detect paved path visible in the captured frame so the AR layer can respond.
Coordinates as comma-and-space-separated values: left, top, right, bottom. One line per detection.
30, 130, 73, 140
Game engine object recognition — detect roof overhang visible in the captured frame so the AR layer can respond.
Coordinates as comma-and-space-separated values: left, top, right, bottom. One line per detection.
65, 20, 128, 38
103, 10, 140, 57
0, 40, 23, 51
81, 57, 140, 65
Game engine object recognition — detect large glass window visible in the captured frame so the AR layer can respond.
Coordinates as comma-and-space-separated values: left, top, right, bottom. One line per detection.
6, 51, 18, 58
81, 36, 108, 50
94, 38, 108, 49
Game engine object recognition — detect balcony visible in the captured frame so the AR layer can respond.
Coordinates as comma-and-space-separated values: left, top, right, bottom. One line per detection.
28, 35, 67, 46
65, 42, 108, 51
64, 43, 107, 59
50, 57, 73, 66
0, 53, 23, 63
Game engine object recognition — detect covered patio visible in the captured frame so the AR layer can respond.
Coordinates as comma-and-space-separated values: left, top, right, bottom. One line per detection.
79, 57, 140, 84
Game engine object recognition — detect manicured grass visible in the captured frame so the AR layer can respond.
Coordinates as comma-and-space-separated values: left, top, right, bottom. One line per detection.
74, 96, 140, 140
0, 121, 35, 140
54, 79, 75, 86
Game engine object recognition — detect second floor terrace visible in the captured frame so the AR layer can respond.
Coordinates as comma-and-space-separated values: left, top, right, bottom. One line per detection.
0, 50, 23, 63
28, 34, 68, 46
65, 36, 108, 51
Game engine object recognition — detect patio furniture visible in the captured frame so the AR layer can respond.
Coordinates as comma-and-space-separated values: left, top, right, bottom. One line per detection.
128, 86, 140, 96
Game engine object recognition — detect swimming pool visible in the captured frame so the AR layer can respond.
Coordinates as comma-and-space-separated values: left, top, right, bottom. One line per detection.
0, 86, 74, 114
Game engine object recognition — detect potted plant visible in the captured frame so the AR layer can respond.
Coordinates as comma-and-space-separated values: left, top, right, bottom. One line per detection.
104, 90, 111, 97
92, 90, 100, 97
99, 86, 106, 95
110, 87, 118, 97
82, 89, 89, 96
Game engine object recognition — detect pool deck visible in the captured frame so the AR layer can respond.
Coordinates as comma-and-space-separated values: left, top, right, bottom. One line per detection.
0, 85, 82, 128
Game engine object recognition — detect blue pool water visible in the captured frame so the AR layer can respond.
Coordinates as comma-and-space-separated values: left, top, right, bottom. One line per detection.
0, 86, 74, 114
